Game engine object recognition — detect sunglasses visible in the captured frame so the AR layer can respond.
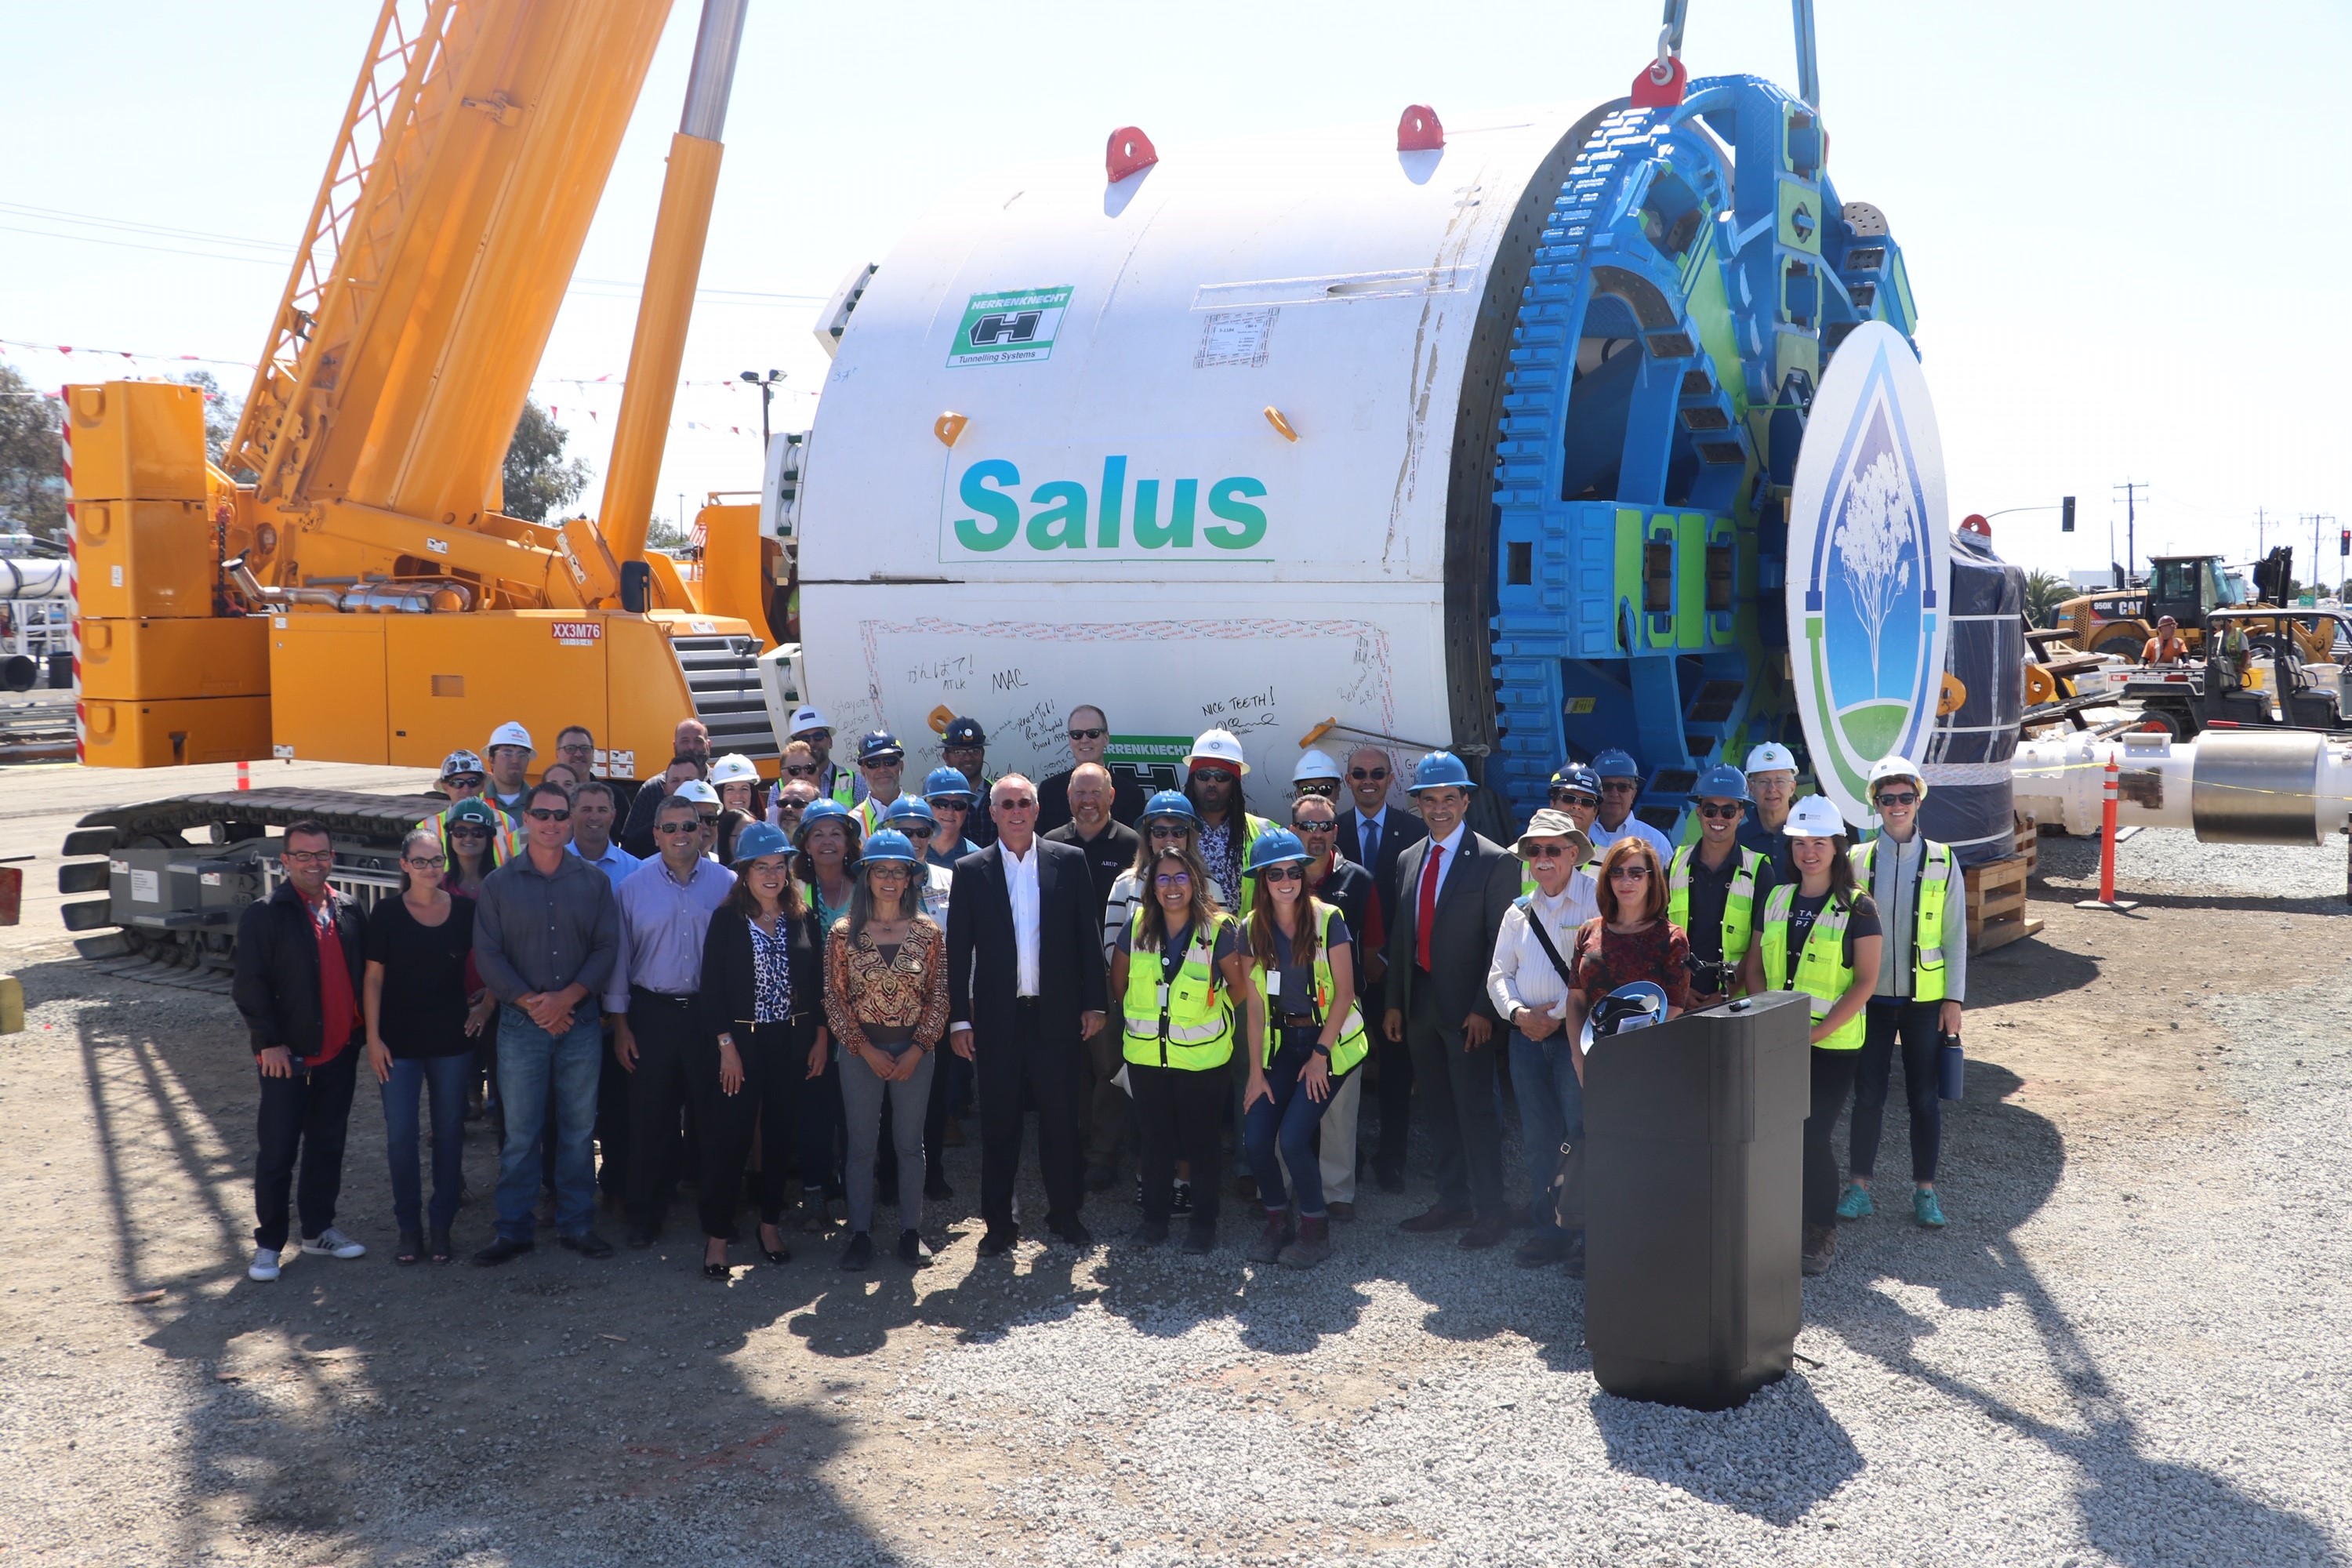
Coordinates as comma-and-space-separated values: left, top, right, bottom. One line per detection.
448, 826, 488, 839
1608, 865, 1653, 880
1291, 819, 1336, 834
1599, 781, 1638, 795
1348, 768, 1388, 781
783, 764, 818, 777
1153, 871, 1192, 888
526, 807, 571, 822
1191, 768, 1236, 785
862, 757, 902, 769
1260, 865, 1304, 883
797, 729, 833, 742
927, 798, 968, 811
1295, 781, 1338, 796
1875, 790, 1919, 807
655, 822, 700, 835
1549, 790, 1599, 808
898, 823, 935, 838
404, 855, 446, 870
446, 775, 485, 789
1697, 803, 1743, 819
996, 797, 1038, 811
1067, 727, 1105, 741
1523, 844, 1570, 860
1147, 824, 1190, 840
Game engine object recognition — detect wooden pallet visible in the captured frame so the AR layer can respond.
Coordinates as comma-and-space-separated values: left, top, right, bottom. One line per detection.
2013, 811, 2038, 877
1964, 853, 2042, 953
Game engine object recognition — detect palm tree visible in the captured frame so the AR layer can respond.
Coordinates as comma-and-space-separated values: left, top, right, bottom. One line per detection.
2024, 569, 2072, 630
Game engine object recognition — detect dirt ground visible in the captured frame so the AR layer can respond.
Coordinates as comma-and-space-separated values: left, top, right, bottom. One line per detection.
0, 760, 2345, 1565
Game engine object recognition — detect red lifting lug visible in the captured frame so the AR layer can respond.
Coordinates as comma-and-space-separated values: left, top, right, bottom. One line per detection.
1629, 55, 1687, 109
1396, 104, 1444, 152
1105, 125, 1158, 183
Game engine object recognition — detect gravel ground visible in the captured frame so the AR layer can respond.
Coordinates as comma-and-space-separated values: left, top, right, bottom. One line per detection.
2, 837, 2348, 1565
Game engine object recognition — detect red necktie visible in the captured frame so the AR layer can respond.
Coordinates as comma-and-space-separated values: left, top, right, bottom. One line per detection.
1415, 841, 1443, 971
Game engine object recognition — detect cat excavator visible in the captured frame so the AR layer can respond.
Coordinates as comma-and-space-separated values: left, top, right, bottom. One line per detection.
58, 0, 786, 976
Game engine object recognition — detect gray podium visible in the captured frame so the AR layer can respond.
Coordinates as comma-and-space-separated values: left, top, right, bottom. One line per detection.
1581, 991, 1811, 1410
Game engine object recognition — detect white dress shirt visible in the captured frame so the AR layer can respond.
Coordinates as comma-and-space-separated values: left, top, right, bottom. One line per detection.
1588, 815, 1673, 866
1486, 878, 1599, 1022
1418, 823, 1468, 905
1004, 839, 1043, 998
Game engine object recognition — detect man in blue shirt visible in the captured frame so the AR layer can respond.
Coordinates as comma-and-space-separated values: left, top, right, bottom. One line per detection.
605, 793, 736, 1247
567, 779, 640, 892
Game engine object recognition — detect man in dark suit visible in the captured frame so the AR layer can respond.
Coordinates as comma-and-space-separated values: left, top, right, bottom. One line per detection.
947, 773, 1111, 1255
1381, 752, 1519, 1249
1336, 745, 1427, 1192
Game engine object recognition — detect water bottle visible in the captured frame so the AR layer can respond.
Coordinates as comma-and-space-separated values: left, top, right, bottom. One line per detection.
1936, 1031, 1965, 1101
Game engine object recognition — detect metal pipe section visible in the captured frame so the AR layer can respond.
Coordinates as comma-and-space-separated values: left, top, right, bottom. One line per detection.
678, 0, 748, 140
225, 558, 472, 615
0, 559, 70, 599
2012, 730, 2352, 844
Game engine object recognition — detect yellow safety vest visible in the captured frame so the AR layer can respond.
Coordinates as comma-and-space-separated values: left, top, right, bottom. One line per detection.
1757, 884, 1866, 1051
826, 766, 856, 808
1249, 903, 1369, 1075
1122, 911, 1237, 1071
1667, 844, 1765, 975
1221, 814, 1277, 914
418, 805, 522, 868
1849, 837, 1951, 1002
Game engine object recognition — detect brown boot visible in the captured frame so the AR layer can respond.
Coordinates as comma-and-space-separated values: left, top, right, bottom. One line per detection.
1278, 1216, 1331, 1269
1801, 1222, 1837, 1276
1247, 1212, 1294, 1264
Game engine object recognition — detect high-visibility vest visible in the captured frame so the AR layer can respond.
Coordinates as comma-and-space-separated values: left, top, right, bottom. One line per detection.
854, 794, 900, 839
1757, 884, 1866, 1051
1249, 902, 1370, 1075
1122, 911, 1237, 1071
1667, 844, 1766, 975
1222, 814, 1276, 913
418, 805, 523, 869
1850, 837, 1951, 1002
824, 764, 857, 808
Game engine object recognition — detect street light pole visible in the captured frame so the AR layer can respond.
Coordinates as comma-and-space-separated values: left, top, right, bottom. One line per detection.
739, 368, 784, 448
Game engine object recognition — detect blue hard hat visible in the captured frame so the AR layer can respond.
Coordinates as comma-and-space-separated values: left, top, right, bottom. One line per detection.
1549, 764, 1600, 797
885, 795, 938, 826
1247, 828, 1308, 873
922, 765, 975, 803
1579, 980, 1670, 1054
858, 829, 920, 867
1591, 749, 1641, 781
730, 822, 792, 864
1692, 764, 1751, 803
1140, 789, 1198, 825
795, 798, 855, 840
857, 729, 904, 764
1409, 750, 1476, 794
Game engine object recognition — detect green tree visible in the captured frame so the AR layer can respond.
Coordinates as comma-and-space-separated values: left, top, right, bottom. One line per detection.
176, 369, 246, 475
645, 514, 690, 551
0, 364, 67, 539
2023, 568, 2073, 629
501, 397, 590, 523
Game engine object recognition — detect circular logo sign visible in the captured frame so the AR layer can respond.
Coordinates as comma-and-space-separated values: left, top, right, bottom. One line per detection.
1785, 321, 1951, 823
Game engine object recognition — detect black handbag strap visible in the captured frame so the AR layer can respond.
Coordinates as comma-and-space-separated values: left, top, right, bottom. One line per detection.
1519, 897, 1579, 993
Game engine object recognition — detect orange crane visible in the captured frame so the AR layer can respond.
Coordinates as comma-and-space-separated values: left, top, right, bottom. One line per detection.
67, 0, 779, 783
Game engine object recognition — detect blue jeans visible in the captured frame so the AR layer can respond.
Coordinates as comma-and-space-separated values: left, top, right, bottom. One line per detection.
493, 1005, 602, 1242
381, 1052, 469, 1233
1509, 1027, 1584, 1236
1245, 1033, 1345, 1220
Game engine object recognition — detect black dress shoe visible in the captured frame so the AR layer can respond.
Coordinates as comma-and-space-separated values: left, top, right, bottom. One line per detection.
1182, 1222, 1216, 1255
897, 1229, 931, 1266
559, 1231, 615, 1259
977, 1225, 1018, 1257
924, 1174, 953, 1201
1129, 1220, 1170, 1247
757, 1227, 791, 1265
471, 1236, 533, 1267
1374, 1165, 1407, 1195
703, 1258, 731, 1280
1048, 1218, 1094, 1249
840, 1231, 874, 1270
626, 1224, 659, 1250
428, 1228, 455, 1265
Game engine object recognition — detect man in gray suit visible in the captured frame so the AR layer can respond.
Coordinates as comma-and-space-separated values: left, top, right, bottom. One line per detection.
1381, 751, 1521, 1249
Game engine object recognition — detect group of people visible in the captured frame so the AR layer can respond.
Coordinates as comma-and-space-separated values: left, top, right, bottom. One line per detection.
233, 705, 1962, 1288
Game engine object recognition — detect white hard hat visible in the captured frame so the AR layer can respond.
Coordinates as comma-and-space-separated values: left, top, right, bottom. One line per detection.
788, 705, 828, 737
1784, 796, 1847, 838
439, 748, 484, 780
1744, 742, 1797, 775
672, 779, 721, 807
708, 753, 760, 786
1867, 754, 1927, 800
486, 720, 534, 754
1187, 728, 1250, 775
1292, 748, 1342, 784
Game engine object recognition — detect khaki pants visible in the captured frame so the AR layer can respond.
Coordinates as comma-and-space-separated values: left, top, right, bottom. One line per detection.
1317, 1065, 1362, 1204
1083, 1025, 1132, 1172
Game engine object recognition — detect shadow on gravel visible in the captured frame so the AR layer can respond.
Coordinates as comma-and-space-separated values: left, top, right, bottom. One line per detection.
1820, 1062, 2344, 1566
1966, 935, 2100, 1007
1589, 1376, 1861, 1524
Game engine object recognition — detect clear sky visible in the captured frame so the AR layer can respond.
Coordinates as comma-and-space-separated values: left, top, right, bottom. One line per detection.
4, 1, 2344, 583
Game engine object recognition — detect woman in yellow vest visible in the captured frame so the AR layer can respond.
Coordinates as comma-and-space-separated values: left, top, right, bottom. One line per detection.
1839, 756, 1964, 1232
1238, 830, 1365, 1270
1737, 795, 1883, 1278
1111, 847, 1251, 1252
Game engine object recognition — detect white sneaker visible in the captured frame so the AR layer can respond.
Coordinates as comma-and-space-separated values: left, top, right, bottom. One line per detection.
249, 1247, 281, 1282
300, 1228, 366, 1260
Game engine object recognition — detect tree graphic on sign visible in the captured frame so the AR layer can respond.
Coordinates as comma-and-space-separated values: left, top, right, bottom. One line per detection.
1835, 451, 1915, 697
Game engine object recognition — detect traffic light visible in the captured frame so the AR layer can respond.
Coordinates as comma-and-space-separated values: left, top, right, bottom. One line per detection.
2061, 495, 2076, 533
2339, 528, 2348, 558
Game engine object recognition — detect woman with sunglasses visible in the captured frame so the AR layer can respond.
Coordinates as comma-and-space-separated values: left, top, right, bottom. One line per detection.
1838, 756, 1963, 1232
792, 800, 861, 1230
363, 829, 495, 1265
1737, 795, 1882, 1278
1102, 790, 1209, 961
1112, 848, 1248, 1251
821, 829, 950, 1268
1238, 830, 1363, 1269
1566, 837, 1692, 1069
697, 823, 829, 1276
1667, 765, 1776, 1010
920, 767, 982, 869
440, 797, 507, 898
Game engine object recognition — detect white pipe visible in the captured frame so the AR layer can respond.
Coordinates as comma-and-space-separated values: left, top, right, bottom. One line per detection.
2012, 730, 2352, 844
0, 560, 69, 598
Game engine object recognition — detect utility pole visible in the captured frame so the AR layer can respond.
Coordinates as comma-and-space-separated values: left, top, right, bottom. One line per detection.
2256, 505, 2266, 560
2112, 481, 2147, 583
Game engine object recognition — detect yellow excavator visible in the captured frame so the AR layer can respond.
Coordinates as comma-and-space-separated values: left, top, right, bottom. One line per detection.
60, 0, 788, 974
